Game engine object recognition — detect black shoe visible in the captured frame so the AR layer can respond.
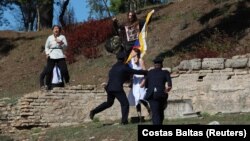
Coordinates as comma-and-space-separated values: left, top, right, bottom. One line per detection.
89, 110, 95, 120
120, 121, 128, 125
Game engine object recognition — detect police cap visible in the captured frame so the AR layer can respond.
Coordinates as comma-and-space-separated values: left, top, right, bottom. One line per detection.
153, 57, 164, 64
116, 52, 127, 60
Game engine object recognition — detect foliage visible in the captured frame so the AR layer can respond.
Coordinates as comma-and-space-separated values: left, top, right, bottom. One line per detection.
64, 18, 114, 63
54, 0, 77, 27
110, 0, 125, 14
86, 0, 111, 19
2, 0, 53, 31
109, 0, 167, 15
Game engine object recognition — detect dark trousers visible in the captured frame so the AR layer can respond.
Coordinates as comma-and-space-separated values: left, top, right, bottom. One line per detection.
40, 64, 65, 88
136, 100, 150, 112
39, 66, 47, 87
149, 95, 168, 125
45, 58, 69, 88
92, 90, 129, 123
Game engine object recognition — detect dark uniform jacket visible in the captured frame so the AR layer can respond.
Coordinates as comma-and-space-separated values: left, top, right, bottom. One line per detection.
106, 61, 147, 92
144, 68, 172, 100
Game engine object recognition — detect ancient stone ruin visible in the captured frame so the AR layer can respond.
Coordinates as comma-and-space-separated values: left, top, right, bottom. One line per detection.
1, 54, 250, 133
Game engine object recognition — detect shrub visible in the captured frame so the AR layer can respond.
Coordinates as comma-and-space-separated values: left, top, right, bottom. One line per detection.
64, 18, 114, 63
194, 47, 219, 59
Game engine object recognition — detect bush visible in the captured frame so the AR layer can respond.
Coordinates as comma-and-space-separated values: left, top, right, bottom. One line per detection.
194, 47, 219, 59
64, 18, 114, 63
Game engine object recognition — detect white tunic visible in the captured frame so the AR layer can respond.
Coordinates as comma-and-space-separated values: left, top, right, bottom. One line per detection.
45, 34, 67, 59
52, 65, 62, 84
128, 58, 147, 106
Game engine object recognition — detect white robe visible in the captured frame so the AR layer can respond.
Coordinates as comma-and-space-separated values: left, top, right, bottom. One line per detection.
128, 58, 147, 106
51, 65, 62, 84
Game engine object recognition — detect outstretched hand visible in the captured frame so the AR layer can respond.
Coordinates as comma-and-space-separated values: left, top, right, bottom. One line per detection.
112, 17, 118, 21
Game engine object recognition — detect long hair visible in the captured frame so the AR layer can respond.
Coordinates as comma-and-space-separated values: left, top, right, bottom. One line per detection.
132, 47, 141, 58
127, 11, 138, 24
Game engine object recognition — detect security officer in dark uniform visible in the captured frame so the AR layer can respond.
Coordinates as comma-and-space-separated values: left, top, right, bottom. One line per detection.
142, 57, 172, 125
89, 52, 147, 125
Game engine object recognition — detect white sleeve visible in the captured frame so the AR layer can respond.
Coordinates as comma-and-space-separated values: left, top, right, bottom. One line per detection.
128, 59, 134, 68
45, 37, 50, 55
61, 35, 67, 48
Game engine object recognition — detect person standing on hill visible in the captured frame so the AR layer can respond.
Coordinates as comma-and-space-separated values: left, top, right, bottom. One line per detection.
113, 11, 143, 56
42, 25, 70, 90
141, 57, 172, 125
89, 52, 147, 125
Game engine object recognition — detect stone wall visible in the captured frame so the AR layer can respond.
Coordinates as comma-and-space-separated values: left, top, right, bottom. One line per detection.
1, 55, 250, 131
170, 55, 250, 115
1, 85, 150, 130
11, 85, 121, 128
0, 85, 192, 131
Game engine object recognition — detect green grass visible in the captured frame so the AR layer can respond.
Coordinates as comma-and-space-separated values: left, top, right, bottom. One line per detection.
2, 112, 250, 140
30, 113, 250, 140
43, 122, 138, 141
168, 113, 250, 125
0, 135, 13, 141
0, 97, 19, 105
40, 113, 250, 140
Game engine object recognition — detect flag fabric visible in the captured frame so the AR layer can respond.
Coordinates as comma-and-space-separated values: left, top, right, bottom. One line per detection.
125, 9, 155, 64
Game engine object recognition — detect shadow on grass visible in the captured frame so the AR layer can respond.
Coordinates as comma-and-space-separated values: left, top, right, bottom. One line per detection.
0, 38, 15, 56
156, 0, 250, 59
0, 36, 36, 57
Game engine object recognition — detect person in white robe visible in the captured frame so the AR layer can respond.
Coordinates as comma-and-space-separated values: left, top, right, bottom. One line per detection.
128, 48, 151, 120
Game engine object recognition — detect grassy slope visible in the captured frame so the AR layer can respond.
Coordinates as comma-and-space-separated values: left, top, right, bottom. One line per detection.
0, 0, 249, 99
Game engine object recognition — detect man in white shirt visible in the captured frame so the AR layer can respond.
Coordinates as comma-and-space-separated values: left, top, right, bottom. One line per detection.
43, 25, 70, 90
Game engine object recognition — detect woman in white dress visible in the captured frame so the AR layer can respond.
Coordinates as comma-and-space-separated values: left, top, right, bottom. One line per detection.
128, 48, 151, 119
